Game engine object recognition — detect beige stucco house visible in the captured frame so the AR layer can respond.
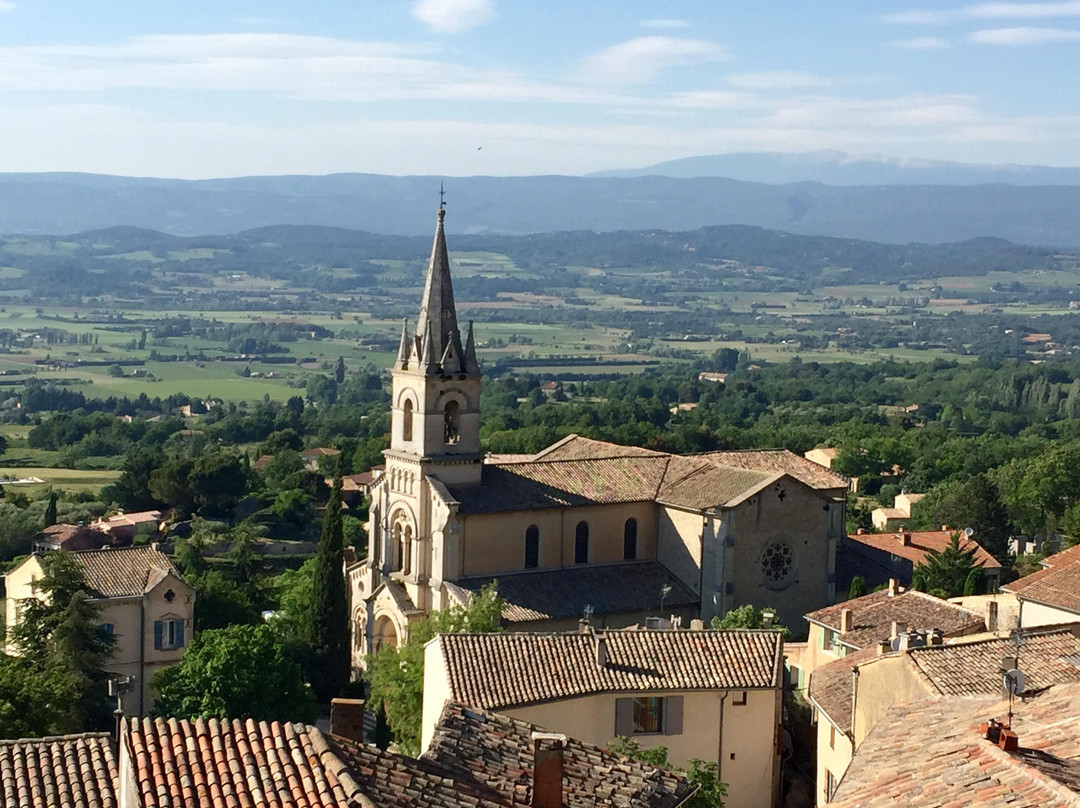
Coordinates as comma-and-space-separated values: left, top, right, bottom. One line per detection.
422, 627, 784, 808
348, 208, 849, 668
1002, 542, 1080, 627
869, 492, 924, 531
4, 545, 194, 716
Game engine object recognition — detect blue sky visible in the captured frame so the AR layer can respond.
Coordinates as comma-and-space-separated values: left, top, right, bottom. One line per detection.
0, 0, 1077, 178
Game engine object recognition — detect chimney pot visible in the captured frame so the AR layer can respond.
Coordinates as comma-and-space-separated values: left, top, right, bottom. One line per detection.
840, 609, 853, 634
941, 524, 949, 532
689, 618, 705, 631
329, 698, 365, 743
900, 532, 912, 546
532, 733, 566, 808
888, 579, 899, 597
891, 621, 906, 640
877, 640, 890, 656
857, 528, 866, 535
985, 601, 999, 633
595, 633, 608, 669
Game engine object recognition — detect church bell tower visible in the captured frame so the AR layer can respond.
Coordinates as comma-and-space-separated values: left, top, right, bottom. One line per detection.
385, 205, 482, 485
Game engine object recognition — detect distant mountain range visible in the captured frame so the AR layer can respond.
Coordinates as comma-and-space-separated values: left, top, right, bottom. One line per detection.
3, 161, 1080, 246
590, 150, 1080, 187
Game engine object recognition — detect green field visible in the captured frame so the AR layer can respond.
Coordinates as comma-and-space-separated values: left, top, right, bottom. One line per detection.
0, 467, 121, 494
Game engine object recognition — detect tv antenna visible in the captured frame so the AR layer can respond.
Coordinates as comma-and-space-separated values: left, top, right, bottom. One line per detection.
1002, 668, 1026, 728
660, 583, 672, 614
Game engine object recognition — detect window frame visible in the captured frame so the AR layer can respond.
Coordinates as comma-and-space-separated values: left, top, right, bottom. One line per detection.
623, 517, 638, 560
574, 521, 589, 565
524, 525, 540, 569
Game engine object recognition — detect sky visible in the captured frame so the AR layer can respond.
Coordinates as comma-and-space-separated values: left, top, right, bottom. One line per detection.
0, 0, 1077, 178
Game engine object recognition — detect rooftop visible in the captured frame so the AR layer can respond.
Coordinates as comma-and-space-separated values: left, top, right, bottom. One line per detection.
846, 528, 1001, 571
434, 629, 783, 710
1004, 543, 1080, 615
456, 562, 698, 624
805, 588, 985, 650
37, 522, 116, 551
0, 732, 116, 808
829, 682, 1080, 807
806, 646, 880, 733
74, 544, 184, 598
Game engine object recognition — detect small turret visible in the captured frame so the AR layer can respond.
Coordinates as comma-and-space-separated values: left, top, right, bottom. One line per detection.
395, 319, 411, 370
464, 320, 479, 374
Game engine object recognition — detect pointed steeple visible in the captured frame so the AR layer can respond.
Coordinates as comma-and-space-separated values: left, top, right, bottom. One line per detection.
414, 208, 465, 374
464, 320, 479, 374
395, 319, 411, 370
418, 319, 438, 372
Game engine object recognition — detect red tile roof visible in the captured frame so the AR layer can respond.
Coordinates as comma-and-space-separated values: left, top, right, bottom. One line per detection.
806, 647, 880, 733
805, 588, 985, 650
829, 682, 1080, 808
846, 528, 1001, 572
74, 545, 183, 598
0, 733, 116, 808
435, 629, 783, 710
1004, 543, 1080, 615
38, 523, 116, 551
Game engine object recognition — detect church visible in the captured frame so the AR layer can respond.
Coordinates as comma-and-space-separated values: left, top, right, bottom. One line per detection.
348, 207, 848, 667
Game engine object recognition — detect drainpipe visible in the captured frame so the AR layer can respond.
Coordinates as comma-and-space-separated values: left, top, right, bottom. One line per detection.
717, 691, 728, 782
138, 591, 146, 718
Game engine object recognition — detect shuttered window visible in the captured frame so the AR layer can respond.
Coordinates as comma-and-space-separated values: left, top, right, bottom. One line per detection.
614, 696, 683, 736
154, 618, 186, 651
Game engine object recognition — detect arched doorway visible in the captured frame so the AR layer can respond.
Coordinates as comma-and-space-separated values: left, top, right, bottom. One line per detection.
372, 615, 398, 653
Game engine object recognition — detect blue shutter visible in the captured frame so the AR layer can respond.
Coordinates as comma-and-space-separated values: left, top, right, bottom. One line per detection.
176, 620, 186, 648
153, 620, 163, 650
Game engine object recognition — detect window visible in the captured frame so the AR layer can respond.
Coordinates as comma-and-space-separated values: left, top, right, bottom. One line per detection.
615, 696, 683, 736
402, 400, 413, 441
154, 618, 185, 651
524, 525, 540, 569
761, 541, 795, 588
829, 723, 836, 749
574, 521, 589, 564
826, 769, 839, 802
98, 623, 115, 641
443, 401, 460, 444
733, 691, 747, 706
623, 518, 638, 560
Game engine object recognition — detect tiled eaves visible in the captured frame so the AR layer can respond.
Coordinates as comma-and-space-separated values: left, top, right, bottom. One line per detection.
0, 732, 116, 808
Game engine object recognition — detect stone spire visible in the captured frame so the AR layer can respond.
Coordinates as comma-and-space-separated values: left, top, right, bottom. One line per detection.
414, 208, 465, 374
464, 320, 479, 374
395, 319, 411, 370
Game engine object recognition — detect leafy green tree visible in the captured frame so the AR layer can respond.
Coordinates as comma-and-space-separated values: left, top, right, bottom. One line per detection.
963, 567, 986, 596
911, 532, 979, 598
308, 478, 349, 704
102, 447, 164, 511
260, 428, 303, 455
190, 450, 248, 513
710, 604, 790, 639
607, 738, 726, 808
335, 356, 346, 384
272, 488, 314, 526
366, 582, 504, 755
149, 456, 196, 512
153, 624, 316, 722
188, 569, 263, 632
43, 491, 58, 528
226, 522, 263, 583
909, 474, 1011, 558
268, 557, 315, 655
849, 576, 867, 599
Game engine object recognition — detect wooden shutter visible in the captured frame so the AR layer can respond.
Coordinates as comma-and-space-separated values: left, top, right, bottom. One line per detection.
664, 696, 683, 735
177, 620, 186, 648
153, 620, 163, 650
615, 698, 634, 737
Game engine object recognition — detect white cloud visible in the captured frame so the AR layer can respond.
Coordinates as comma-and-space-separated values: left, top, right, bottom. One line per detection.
969, 25, 1080, 42
727, 71, 830, 90
892, 36, 950, 48
641, 19, 691, 29
412, 0, 495, 34
579, 37, 723, 85
880, 10, 953, 24
882, 0, 1080, 24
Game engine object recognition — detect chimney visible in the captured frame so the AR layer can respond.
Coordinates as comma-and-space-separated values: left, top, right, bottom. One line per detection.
840, 609, 853, 634
329, 698, 365, 742
985, 601, 999, 633
578, 618, 590, 634
888, 578, 899, 597
689, 618, 705, 631
891, 621, 907, 641
927, 628, 944, 646
856, 528, 866, 535
762, 610, 775, 630
941, 524, 949, 532
532, 733, 566, 808
595, 633, 608, 669
877, 640, 890, 655
899, 532, 912, 546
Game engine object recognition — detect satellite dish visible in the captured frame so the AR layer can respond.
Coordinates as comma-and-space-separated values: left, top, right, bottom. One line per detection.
964, 527, 975, 538
1003, 668, 1026, 696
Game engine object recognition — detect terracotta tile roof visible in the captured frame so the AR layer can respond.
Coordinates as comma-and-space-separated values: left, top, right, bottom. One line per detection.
532, 434, 667, 461
655, 457, 775, 510
74, 545, 183, 599
253, 454, 273, 470
38, 523, 116, 551
1004, 543, 1080, 615
907, 626, 1080, 696
0, 733, 116, 808
805, 589, 985, 650
846, 528, 1002, 572
300, 447, 341, 458
434, 629, 783, 710
806, 646, 880, 733
829, 682, 1080, 808
126, 716, 362, 808
457, 562, 699, 623
421, 702, 696, 808
448, 457, 670, 514
695, 449, 850, 491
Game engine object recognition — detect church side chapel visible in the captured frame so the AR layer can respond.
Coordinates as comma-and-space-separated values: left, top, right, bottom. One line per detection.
348, 206, 848, 667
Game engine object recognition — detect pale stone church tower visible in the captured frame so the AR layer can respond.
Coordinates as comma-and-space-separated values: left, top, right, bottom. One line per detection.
366, 206, 480, 623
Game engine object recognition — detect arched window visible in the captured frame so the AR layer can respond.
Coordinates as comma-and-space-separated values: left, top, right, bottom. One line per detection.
624, 517, 638, 560
401, 524, 413, 576
402, 399, 413, 442
575, 521, 589, 565
444, 400, 460, 444
524, 525, 540, 569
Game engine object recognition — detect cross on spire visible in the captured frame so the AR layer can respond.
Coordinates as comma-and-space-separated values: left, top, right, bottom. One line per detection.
439, 182, 446, 211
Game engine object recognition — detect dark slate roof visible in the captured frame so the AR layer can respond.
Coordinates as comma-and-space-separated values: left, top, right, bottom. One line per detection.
805, 588, 985, 650
422, 702, 696, 808
457, 562, 698, 623
1004, 543, 1080, 615
74, 545, 183, 598
435, 629, 784, 710
0, 733, 116, 808
829, 683, 1080, 808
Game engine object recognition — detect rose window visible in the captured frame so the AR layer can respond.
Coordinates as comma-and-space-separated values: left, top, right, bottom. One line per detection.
761, 542, 794, 588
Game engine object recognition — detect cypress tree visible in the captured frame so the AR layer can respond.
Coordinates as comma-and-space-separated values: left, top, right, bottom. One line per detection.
309, 478, 349, 703
44, 491, 58, 528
